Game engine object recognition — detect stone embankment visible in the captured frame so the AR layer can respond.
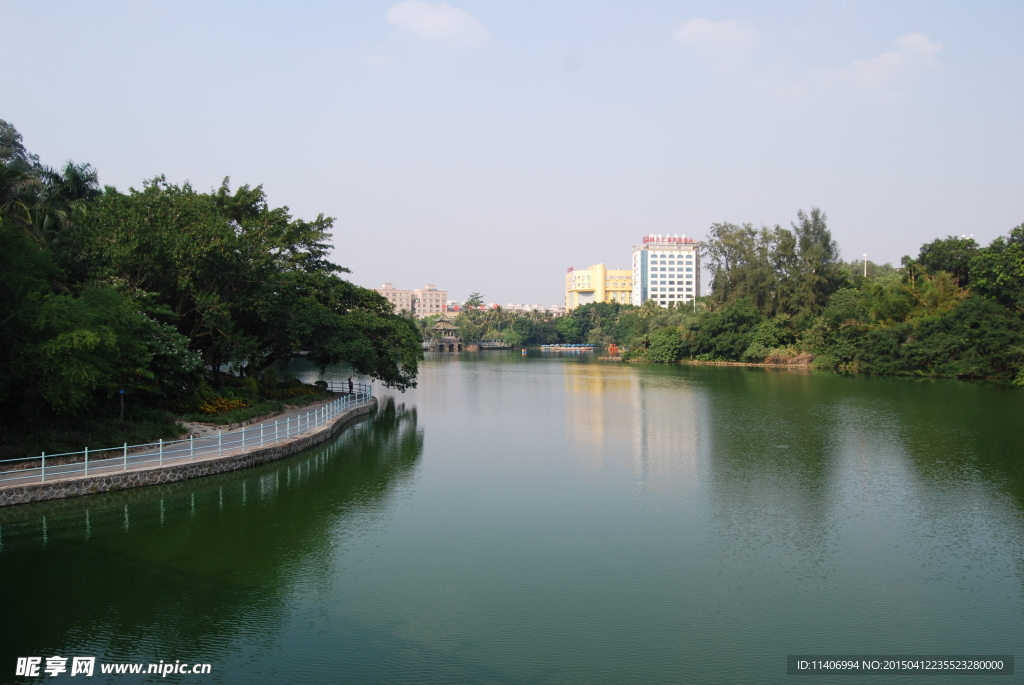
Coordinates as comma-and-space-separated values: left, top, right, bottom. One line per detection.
0, 397, 377, 508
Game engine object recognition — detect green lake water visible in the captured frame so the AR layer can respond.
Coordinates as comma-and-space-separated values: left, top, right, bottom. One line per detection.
3, 353, 1024, 683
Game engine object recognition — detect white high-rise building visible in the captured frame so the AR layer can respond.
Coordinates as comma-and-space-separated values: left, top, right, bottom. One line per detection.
631, 235, 700, 307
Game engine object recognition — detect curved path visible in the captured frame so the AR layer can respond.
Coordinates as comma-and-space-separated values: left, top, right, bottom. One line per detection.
0, 395, 377, 507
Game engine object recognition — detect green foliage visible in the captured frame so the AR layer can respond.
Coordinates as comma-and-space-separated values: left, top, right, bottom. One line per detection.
503, 328, 526, 348
586, 326, 611, 346
0, 408, 185, 460
970, 224, 1024, 312
647, 328, 683, 362
0, 119, 40, 166
556, 315, 584, 343
0, 119, 423, 455
742, 315, 795, 362
240, 375, 259, 400
452, 307, 559, 345
62, 176, 422, 390
854, 297, 1024, 379
915, 236, 978, 286
180, 400, 285, 425
683, 299, 763, 360
455, 313, 483, 342
464, 292, 484, 308
1, 273, 201, 416
260, 367, 279, 391
701, 208, 845, 319
803, 222, 1024, 380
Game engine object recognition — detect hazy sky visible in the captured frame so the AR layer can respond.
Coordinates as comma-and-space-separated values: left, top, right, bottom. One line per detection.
4, 1, 1023, 304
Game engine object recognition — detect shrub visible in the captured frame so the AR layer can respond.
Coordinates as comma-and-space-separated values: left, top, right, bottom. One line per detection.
260, 367, 279, 391
198, 397, 249, 416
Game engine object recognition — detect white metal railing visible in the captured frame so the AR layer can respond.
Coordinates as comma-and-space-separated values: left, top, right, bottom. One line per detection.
0, 382, 372, 487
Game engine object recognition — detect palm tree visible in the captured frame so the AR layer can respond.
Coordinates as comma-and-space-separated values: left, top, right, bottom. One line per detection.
29, 161, 101, 248
0, 160, 39, 229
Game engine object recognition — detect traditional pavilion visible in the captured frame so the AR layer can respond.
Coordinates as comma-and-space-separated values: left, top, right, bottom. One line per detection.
426, 312, 462, 352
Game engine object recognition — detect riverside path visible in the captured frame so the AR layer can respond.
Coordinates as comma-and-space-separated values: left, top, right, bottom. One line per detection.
0, 383, 374, 490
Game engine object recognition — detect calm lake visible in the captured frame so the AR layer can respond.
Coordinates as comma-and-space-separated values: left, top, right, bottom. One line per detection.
3, 353, 1024, 684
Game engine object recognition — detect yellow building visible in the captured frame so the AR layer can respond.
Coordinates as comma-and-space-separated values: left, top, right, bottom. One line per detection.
564, 263, 632, 311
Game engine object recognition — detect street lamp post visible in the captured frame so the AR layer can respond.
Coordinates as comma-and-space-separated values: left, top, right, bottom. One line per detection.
863, 253, 868, 278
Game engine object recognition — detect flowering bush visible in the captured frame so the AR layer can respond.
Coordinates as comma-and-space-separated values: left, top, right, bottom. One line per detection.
198, 397, 249, 415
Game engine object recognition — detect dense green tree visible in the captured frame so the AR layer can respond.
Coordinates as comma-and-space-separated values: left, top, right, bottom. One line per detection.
741, 315, 795, 362
646, 327, 683, 362
783, 208, 845, 318
503, 328, 526, 347
915, 235, 978, 286
454, 312, 482, 342
701, 208, 845, 320
556, 315, 585, 343
683, 299, 763, 360
970, 224, 1024, 312
66, 177, 422, 389
26, 285, 200, 414
854, 296, 1024, 379
0, 119, 39, 166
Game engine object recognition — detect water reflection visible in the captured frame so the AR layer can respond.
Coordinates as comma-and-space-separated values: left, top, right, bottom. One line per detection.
563, 363, 703, 498
0, 398, 422, 675
4, 359, 1024, 685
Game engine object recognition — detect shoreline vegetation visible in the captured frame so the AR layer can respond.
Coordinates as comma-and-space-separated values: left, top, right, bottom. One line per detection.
0, 120, 423, 463
3, 119, 1022, 460
434, 207, 1024, 386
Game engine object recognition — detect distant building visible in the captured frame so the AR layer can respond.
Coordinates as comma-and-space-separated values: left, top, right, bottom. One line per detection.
503, 303, 565, 314
377, 283, 413, 312
413, 285, 447, 317
564, 263, 632, 311
631, 235, 699, 307
375, 283, 449, 317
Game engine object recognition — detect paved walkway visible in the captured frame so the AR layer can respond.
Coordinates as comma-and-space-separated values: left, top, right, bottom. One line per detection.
0, 391, 373, 489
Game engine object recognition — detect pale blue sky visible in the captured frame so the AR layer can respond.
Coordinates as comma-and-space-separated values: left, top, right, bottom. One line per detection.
4, 1, 1022, 303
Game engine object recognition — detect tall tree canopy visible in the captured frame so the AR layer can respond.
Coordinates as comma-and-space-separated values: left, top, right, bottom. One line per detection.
66, 177, 422, 390
701, 207, 844, 319
1, 120, 422, 430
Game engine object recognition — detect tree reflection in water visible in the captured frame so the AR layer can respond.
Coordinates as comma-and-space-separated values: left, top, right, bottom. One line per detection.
0, 397, 423, 671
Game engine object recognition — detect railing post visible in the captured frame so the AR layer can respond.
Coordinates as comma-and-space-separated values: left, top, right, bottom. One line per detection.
124, 443, 128, 471
41, 452, 45, 483
260, 423, 264, 448
275, 419, 279, 443
84, 446, 89, 476
242, 425, 246, 453
218, 431, 222, 457
190, 434, 194, 461
159, 439, 163, 466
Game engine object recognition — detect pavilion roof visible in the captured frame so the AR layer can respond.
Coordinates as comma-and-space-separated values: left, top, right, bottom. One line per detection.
432, 312, 458, 331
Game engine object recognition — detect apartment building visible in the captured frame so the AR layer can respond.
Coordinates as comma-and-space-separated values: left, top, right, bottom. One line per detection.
375, 283, 449, 317
413, 285, 447, 316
